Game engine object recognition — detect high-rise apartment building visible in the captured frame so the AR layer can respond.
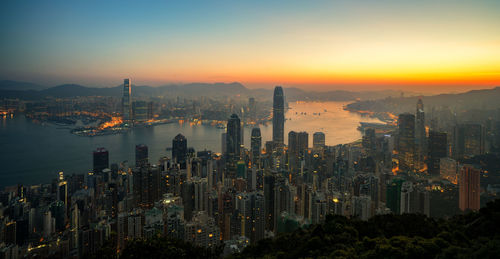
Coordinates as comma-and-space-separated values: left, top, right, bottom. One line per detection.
132, 165, 161, 208
459, 165, 480, 211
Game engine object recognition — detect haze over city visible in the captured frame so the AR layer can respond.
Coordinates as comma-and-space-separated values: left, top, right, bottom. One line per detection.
1, 0, 500, 93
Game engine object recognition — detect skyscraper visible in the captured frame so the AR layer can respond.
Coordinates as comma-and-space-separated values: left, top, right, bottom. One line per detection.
133, 166, 161, 209
415, 98, 426, 164
57, 172, 68, 207
362, 128, 376, 153
414, 98, 427, 168
272, 86, 285, 147
248, 97, 256, 121
226, 114, 241, 164
251, 127, 262, 165
453, 124, 485, 160
459, 165, 480, 211
147, 101, 154, 120
172, 134, 187, 168
386, 178, 404, 214
221, 132, 227, 155
93, 148, 109, 173
122, 79, 132, 122
397, 113, 415, 172
133, 100, 148, 123
234, 191, 265, 244
288, 131, 308, 172
288, 131, 308, 157
135, 144, 149, 167
313, 132, 325, 151
427, 131, 447, 176
288, 131, 298, 155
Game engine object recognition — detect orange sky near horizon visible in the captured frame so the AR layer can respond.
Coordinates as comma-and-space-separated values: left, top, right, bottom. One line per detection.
2, 1, 500, 93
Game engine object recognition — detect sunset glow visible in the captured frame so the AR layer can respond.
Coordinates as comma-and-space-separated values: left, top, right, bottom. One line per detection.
1, 0, 499, 92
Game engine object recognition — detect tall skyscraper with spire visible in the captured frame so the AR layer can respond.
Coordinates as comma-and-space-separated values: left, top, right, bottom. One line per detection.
272, 86, 285, 147
122, 79, 132, 122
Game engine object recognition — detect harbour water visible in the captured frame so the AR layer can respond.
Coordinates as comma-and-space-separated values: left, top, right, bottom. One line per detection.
0, 101, 382, 187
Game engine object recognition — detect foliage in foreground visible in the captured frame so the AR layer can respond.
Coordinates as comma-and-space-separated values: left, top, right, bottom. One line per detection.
233, 199, 500, 259
96, 199, 500, 258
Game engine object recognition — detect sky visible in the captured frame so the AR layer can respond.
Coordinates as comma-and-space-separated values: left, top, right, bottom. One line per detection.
1, 0, 500, 93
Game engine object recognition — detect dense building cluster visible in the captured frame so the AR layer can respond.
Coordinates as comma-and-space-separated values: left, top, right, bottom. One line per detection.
1, 82, 498, 258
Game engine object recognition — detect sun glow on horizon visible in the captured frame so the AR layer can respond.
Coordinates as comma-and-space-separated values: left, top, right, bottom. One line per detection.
1, 1, 499, 92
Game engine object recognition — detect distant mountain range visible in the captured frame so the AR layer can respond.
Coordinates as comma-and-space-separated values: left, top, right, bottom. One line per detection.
0, 80, 50, 91
346, 86, 500, 114
2, 79, 495, 104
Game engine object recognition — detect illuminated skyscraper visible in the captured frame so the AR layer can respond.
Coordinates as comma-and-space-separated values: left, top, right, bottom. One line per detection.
251, 127, 262, 164
93, 148, 109, 173
397, 113, 415, 172
57, 171, 68, 206
273, 86, 285, 147
122, 79, 132, 122
459, 165, 480, 211
135, 144, 149, 167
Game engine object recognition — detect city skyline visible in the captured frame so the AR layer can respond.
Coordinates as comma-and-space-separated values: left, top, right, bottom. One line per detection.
1, 0, 500, 93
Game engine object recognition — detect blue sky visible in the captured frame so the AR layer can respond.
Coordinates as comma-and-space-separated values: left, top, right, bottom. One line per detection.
1, 0, 499, 92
